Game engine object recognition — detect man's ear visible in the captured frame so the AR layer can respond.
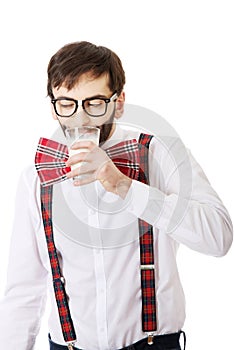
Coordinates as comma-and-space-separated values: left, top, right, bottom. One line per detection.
115, 91, 125, 119
51, 103, 58, 120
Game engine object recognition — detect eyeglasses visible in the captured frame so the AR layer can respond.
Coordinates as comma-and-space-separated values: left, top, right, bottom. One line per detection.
51, 92, 118, 118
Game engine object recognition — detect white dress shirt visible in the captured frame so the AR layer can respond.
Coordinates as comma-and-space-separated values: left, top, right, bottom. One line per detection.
0, 124, 232, 350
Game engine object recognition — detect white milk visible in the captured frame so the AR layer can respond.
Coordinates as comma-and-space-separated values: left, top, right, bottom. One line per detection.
65, 127, 100, 176
69, 138, 99, 171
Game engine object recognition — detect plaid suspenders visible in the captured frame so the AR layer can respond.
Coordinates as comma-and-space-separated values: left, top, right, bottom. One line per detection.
41, 185, 76, 349
40, 133, 157, 348
138, 134, 157, 344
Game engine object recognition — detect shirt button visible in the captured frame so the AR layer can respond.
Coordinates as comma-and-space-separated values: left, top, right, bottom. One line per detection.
90, 209, 96, 215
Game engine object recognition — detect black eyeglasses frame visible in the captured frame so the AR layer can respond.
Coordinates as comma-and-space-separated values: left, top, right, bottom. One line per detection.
51, 92, 118, 118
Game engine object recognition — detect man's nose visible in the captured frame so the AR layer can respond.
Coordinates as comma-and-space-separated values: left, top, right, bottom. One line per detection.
76, 106, 91, 126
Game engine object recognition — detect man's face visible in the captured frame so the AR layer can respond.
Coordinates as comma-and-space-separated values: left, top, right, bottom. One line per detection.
51, 73, 123, 144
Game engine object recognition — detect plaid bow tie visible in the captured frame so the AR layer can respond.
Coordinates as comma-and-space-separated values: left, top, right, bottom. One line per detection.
35, 137, 140, 187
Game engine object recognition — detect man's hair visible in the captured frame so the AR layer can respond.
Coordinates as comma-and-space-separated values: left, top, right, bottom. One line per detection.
47, 41, 125, 98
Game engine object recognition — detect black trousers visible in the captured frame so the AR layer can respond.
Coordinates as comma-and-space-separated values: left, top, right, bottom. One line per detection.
49, 331, 186, 350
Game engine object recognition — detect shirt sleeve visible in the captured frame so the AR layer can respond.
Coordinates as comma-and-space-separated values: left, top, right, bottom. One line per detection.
0, 167, 48, 349
124, 136, 233, 257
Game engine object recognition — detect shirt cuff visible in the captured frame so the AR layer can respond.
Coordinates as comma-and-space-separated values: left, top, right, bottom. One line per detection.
123, 180, 150, 218
123, 180, 179, 232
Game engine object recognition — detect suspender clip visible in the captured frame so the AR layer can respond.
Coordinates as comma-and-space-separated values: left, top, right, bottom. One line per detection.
67, 341, 76, 350
147, 332, 155, 345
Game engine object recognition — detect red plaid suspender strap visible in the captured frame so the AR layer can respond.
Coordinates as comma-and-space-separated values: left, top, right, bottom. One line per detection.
138, 134, 157, 344
40, 133, 157, 348
41, 185, 77, 349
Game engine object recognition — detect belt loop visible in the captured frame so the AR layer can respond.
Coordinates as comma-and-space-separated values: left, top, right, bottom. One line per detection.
180, 330, 186, 350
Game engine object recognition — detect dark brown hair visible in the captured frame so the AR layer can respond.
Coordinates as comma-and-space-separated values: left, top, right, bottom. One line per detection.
47, 41, 125, 98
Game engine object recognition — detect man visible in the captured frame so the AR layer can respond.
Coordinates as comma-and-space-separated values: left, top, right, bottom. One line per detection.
0, 41, 232, 350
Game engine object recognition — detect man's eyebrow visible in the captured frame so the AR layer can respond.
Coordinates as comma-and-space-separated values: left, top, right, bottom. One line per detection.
55, 94, 109, 100
85, 94, 109, 100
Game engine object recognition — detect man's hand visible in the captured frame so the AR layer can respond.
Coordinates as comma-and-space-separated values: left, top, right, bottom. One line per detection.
65, 141, 132, 199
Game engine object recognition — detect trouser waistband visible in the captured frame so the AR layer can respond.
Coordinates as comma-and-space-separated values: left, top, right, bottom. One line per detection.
49, 331, 186, 350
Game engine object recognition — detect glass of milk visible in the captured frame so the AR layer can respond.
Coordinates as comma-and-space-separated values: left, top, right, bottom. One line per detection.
65, 126, 100, 179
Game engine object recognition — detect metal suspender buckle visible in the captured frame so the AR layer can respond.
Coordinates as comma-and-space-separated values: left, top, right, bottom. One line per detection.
140, 264, 155, 270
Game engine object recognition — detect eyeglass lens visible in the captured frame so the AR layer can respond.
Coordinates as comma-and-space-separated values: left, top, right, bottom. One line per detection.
55, 98, 108, 117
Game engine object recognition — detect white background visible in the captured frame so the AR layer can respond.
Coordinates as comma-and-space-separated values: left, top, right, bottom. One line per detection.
0, 1, 233, 349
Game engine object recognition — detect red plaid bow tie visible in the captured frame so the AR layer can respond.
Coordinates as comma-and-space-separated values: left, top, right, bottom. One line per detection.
35, 137, 140, 187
